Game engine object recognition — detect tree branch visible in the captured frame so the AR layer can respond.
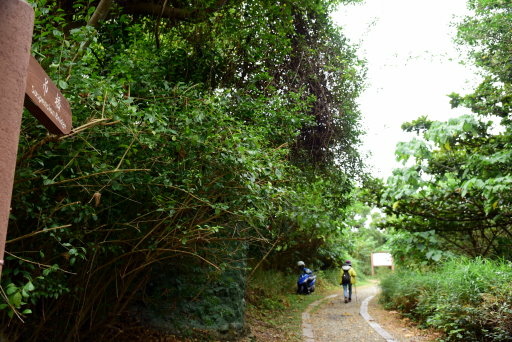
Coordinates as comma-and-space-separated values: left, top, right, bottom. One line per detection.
121, 0, 228, 22
88, 0, 115, 27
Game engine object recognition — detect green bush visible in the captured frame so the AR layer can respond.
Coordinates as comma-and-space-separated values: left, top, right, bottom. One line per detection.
247, 268, 339, 306
318, 268, 344, 287
380, 257, 512, 341
248, 269, 298, 300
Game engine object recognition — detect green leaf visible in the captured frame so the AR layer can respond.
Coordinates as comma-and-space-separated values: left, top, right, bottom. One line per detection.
25, 281, 35, 292
431, 252, 442, 262
10, 292, 22, 307
5, 284, 18, 296
462, 121, 473, 132
392, 201, 400, 210
58, 80, 68, 89
43, 178, 55, 185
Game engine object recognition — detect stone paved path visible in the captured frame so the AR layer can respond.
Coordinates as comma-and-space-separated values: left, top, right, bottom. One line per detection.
303, 284, 389, 342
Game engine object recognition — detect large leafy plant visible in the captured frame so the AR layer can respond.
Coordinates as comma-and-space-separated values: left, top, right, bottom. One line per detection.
380, 0, 512, 260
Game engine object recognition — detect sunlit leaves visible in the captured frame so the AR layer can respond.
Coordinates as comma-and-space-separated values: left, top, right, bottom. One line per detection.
382, 112, 512, 257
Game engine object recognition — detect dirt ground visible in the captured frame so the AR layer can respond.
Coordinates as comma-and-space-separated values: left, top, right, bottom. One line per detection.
368, 292, 442, 342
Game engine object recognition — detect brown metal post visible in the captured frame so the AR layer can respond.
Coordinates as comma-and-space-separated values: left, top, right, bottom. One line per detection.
0, 0, 35, 277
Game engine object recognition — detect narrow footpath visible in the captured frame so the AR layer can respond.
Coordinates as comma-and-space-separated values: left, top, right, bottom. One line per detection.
302, 284, 436, 342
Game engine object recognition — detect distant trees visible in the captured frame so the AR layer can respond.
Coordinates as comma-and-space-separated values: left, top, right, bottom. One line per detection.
380, 0, 512, 260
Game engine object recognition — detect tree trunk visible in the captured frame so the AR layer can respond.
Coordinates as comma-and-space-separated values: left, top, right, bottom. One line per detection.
87, 0, 114, 27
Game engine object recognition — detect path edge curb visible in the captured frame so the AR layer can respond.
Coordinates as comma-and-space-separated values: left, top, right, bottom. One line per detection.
301, 294, 339, 342
360, 295, 397, 342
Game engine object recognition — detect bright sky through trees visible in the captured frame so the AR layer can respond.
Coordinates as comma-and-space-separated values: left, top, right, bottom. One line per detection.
333, 0, 479, 178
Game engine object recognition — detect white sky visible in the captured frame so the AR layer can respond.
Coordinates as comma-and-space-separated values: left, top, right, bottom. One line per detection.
333, 0, 479, 179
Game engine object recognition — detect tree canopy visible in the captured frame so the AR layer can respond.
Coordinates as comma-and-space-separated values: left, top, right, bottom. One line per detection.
380, 0, 512, 260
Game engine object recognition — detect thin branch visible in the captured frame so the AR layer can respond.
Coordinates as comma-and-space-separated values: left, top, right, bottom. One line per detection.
121, 248, 220, 278
115, 136, 136, 170
6, 224, 72, 244
46, 168, 150, 187
4, 251, 76, 275
247, 234, 281, 280
60, 118, 118, 139
0, 285, 24, 323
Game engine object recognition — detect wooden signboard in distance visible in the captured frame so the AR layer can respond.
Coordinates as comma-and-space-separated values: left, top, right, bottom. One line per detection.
371, 252, 394, 276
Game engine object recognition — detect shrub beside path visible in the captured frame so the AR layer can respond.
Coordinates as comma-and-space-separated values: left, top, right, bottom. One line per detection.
303, 283, 437, 342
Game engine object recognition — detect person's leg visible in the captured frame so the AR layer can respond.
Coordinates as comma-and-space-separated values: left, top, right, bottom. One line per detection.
348, 284, 352, 301
342, 284, 349, 303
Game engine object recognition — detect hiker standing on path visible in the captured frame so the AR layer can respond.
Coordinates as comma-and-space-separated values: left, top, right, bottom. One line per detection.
340, 260, 356, 303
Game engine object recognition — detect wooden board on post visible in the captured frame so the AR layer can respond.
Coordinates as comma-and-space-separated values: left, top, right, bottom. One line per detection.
0, 1, 73, 278
24, 55, 72, 135
371, 252, 394, 276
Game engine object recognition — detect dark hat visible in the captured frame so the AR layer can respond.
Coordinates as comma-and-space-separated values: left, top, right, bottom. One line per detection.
345, 260, 352, 265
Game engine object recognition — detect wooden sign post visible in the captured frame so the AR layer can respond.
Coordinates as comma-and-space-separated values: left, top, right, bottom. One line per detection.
0, 0, 72, 277
24, 56, 72, 135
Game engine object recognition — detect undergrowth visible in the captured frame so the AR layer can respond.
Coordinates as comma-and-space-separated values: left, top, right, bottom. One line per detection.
380, 257, 512, 341
245, 269, 340, 341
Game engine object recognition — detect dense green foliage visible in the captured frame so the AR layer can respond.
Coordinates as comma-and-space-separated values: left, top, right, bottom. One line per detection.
385, 229, 455, 269
379, 0, 512, 260
0, 0, 365, 340
380, 257, 512, 341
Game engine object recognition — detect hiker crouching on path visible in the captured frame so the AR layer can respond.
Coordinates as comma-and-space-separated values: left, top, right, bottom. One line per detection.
340, 260, 356, 303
